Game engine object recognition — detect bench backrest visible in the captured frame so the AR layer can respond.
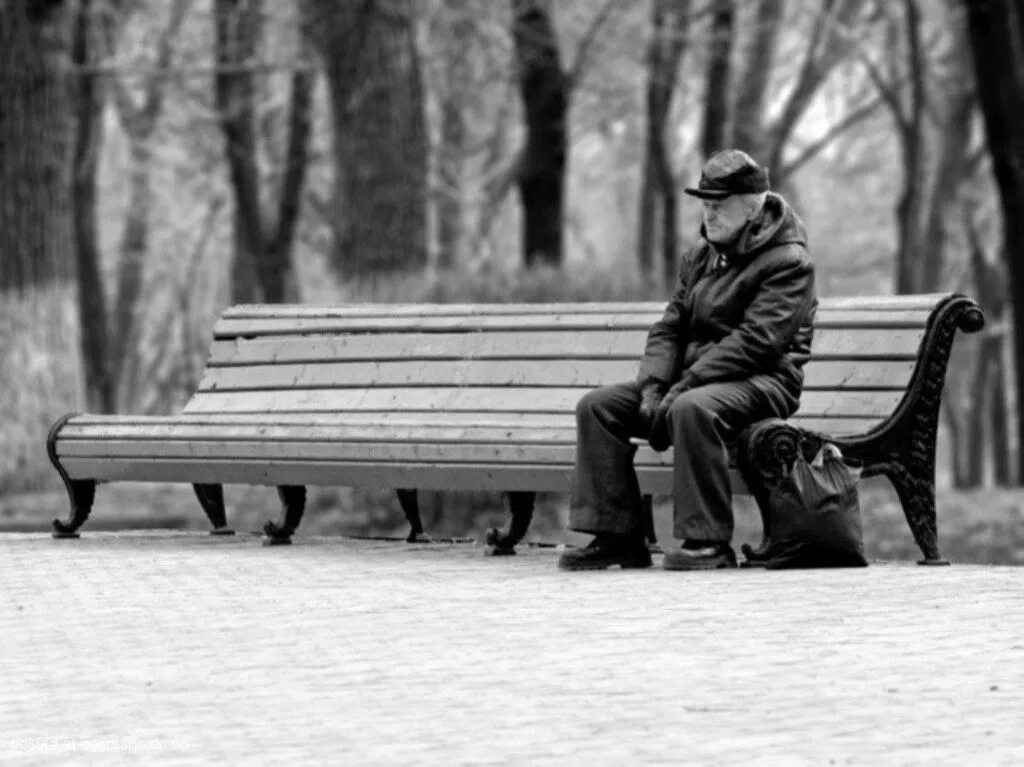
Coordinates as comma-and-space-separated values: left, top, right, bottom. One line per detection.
187, 295, 952, 437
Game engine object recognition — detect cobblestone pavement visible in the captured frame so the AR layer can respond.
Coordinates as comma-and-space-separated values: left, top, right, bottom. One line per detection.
1, 531, 1022, 766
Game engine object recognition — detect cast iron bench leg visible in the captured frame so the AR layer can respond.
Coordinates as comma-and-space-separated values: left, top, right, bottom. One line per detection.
883, 466, 948, 566
48, 413, 95, 538
193, 483, 235, 535
52, 478, 96, 539
396, 488, 432, 542
485, 491, 535, 556
263, 485, 307, 545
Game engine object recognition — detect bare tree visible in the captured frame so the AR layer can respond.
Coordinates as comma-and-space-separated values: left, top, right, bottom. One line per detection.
963, 0, 1024, 483
716, 0, 879, 186
424, 0, 475, 271
302, 0, 428, 276
917, 1, 975, 293
107, 0, 191, 408
637, 0, 691, 285
862, 0, 927, 294
0, 0, 76, 292
965, 210, 1009, 485
70, 0, 114, 411
511, 0, 568, 267
700, 0, 734, 158
215, 0, 311, 302
730, 0, 783, 160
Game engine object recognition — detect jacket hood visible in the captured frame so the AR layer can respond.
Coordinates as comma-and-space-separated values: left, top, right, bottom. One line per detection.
700, 192, 808, 261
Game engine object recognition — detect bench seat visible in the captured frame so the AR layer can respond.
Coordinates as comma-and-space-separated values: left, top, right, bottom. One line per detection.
48, 293, 983, 562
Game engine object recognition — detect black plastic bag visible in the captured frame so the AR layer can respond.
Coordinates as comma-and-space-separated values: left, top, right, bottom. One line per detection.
760, 444, 868, 569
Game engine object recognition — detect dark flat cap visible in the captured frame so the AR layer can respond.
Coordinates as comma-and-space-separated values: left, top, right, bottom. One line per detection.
684, 149, 770, 199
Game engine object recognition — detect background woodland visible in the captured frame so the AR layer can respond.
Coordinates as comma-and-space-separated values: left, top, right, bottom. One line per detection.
1, 0, 1023, 557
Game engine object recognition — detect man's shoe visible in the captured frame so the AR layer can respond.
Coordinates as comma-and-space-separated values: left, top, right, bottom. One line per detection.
557, 535, 652, 571
662, 541, 737, 571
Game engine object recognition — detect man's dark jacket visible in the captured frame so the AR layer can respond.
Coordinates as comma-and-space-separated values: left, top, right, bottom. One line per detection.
637, 192, 817, 416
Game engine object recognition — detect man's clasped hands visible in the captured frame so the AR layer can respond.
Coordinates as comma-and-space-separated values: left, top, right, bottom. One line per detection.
639, 380, 690, 453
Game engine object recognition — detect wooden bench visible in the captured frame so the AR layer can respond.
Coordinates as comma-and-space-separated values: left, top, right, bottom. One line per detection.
47, 293, 983, 563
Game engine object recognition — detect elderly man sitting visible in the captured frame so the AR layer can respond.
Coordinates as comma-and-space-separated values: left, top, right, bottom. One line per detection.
558, 149, 817, 571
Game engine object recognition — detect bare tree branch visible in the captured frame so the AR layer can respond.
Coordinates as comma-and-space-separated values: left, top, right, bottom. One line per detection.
565, 0, 629, 91
857, 49, 907, 132
767, 0, 869, 170
140, 0, 192, 125
777, 95, 885, 180
108, 0, 192, 139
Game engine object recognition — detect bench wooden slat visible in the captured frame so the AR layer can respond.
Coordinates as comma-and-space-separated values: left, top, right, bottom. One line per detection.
223, 302, 668, 318
812, 293, 950, 309
207, 330, 650, 363
57, 456, 723, 495
220, 294, 948, 319
212, 310, 931, 337
61, 413, 885, 439
198, 359, 640, 391
182, 387, 907, 417
787, 415, 885, 434
67, 412, 582, 428
67, 435, 903, 469
59, 423, 581, 444
196, 357, 918, 392
56, 439, 592, 465
206, 327, 926, 366
214, 313, 662, 337
803, 359, 917, 388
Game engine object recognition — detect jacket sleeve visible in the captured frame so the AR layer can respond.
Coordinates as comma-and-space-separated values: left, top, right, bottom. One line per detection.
636, 251, 697, 390
679, 252, 815, 389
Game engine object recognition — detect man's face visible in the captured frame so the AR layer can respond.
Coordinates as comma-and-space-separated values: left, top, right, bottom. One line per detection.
701, 195, 753, 245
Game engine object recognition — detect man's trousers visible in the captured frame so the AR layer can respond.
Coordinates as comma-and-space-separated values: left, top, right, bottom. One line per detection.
569, 380, 776, 542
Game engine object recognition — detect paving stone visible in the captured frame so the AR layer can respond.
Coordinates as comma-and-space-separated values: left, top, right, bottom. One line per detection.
0, 531, 1022, 765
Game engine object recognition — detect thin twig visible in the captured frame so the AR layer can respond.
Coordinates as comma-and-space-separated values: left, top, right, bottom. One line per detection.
777, 95, 885, 181
566, 0, 629, 90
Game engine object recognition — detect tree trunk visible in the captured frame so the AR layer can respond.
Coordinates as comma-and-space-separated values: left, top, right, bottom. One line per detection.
215, 0, 270, 301
990, 341, 1010, 484
730, 0, 782, 159
0, 0, 76, 292
944, 397, 969, 488
71, 0, 114, 413
512, 0, 567, 268
965, 341, 988, 486
700, 0, 734, 158
111, 145, 150, 393
950, 203, 1007, 487
437, 89, 464, 271
306, 0, 428, 276
964, 0, 1024, 482
638, 0, 690, 283
216, 0, 309, 301
431, 0, 474, 271
918, 9, 973, 293
108, 0, 191, 408
892, 0, 925, 295
269, 67, 313, 299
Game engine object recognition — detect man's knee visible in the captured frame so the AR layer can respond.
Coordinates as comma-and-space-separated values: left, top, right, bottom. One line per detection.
576, 387, 603, 419
576, 383, 636, 424
667, 389, 709, 423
